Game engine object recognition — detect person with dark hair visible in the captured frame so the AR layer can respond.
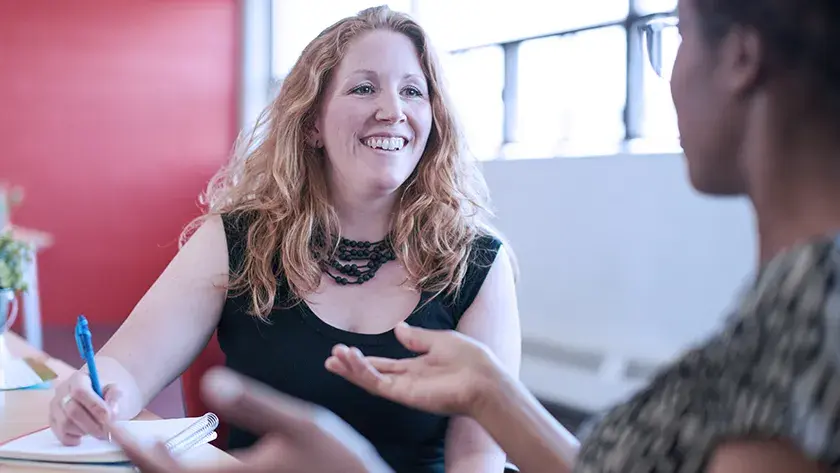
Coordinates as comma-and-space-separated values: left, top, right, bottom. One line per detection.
109, 0, 840, 471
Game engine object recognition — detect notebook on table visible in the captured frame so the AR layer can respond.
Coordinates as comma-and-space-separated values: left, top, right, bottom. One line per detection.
0, 412, 219, 468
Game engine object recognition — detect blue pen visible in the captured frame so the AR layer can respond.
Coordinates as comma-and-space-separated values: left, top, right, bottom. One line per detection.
75, 315, 103, 399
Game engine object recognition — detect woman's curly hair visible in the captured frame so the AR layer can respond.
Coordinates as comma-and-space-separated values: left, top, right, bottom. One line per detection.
181, 5, 504, 319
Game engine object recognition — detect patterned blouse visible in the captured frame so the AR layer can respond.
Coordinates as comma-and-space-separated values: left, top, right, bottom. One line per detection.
575, 235, 840, 472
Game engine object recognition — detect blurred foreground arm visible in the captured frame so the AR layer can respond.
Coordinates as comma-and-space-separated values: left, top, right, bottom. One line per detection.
326, 323, 579, 473
110, 367, 393, 473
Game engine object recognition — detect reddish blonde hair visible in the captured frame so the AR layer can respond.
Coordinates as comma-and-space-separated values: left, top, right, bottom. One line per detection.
183, 5, 499, 318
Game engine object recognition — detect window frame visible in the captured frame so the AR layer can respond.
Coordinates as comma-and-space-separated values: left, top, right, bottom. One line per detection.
268, 1, 679, 159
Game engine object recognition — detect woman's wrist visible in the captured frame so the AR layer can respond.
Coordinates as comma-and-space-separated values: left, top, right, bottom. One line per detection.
467, 362, 579, 473
87, 356, 144, 419
468, 350, 511, 420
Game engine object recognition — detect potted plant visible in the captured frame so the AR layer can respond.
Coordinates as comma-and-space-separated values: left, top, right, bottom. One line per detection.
0, 230, 30, 332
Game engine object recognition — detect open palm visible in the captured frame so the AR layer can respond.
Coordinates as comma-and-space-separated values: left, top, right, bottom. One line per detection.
325, 323, 501, 417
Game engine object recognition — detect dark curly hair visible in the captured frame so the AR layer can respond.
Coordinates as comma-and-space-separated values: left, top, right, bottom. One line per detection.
695, 0, 840, 102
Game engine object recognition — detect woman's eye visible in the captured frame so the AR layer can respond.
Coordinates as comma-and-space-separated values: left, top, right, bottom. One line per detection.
403, 87, 423, 97
351, 84, 374, 95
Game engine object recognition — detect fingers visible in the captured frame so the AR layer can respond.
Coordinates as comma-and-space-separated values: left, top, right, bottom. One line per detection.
326, 344, 409, 374
49, 409, 83, 446
199, 367, 314, 437
393, 322, 442, 354
49, 373, 114, 444
103, 384, 123, 417
197, 369, 388, 473
110, 423, 249, 473
227, 433, 289, 465
62, 397, 109, 440
324, 346, 421, 407
63, 376, 112, 439
109, 424, 183, 473
325, 346, 389, 392
69, 376, 112, 423
362, 357, 409, 374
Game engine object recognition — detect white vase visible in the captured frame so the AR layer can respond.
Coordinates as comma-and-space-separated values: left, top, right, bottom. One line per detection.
0, 289, 17, 387
0, 187, 8, 230
0, 289, 17, 335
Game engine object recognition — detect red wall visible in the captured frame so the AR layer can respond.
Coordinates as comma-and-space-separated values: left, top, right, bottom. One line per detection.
0, 0, 239, 326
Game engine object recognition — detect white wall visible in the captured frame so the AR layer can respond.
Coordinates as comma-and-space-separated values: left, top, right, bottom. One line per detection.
481, 153, 757, 412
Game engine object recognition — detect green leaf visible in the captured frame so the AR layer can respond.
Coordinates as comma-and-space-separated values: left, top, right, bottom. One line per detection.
0, 230, 31, 293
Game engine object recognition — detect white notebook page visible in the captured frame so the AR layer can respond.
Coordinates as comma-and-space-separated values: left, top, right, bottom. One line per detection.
0, 417, 216, 464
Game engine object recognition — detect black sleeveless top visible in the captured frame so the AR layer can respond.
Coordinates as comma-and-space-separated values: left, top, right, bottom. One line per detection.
216, 212, 502, 473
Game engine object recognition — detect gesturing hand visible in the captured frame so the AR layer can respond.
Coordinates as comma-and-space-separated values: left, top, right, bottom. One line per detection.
325, 322, 503, 417
109, 367, 393, 473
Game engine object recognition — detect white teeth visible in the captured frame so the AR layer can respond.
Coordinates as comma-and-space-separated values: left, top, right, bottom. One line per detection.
364, 137, 405, 151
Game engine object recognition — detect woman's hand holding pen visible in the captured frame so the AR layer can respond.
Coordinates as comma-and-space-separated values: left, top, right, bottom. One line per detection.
325, 322, 505, 418
49, 372, 122, 445
50, 315, 130, 445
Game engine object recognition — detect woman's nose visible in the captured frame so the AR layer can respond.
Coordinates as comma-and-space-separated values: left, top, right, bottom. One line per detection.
375, 92, 406, 123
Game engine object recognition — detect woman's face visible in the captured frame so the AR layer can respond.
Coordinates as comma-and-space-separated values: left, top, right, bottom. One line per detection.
314, 30, 433, 200
671, 0, 752, 195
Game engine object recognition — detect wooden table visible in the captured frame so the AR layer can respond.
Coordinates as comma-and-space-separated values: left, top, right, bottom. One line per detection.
0, 332, 237, 471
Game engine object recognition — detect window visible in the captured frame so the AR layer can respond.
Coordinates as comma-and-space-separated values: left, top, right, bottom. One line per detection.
635, 0, 677, 14
271, 0, 412, 77
441, 47, 505, 161
416, 0, 629, 51
515, 27, 627, 158
269, 1, 682, 159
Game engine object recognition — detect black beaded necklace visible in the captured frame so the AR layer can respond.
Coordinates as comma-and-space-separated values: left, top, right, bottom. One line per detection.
322, 237, 396, 285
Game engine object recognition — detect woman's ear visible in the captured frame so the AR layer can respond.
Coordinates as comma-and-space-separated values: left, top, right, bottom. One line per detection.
307, 125, 323, 148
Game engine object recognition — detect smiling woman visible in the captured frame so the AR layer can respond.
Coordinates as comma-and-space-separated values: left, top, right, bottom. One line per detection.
43, 5, 520, 473
188, 8, 522, 472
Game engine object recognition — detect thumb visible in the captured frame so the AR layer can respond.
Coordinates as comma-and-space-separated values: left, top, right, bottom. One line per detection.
109, 424, 181, 473
103, 384, 122, 416
201, 368, 386, 471
393, 322, 442, 354
200, 367, 311, 437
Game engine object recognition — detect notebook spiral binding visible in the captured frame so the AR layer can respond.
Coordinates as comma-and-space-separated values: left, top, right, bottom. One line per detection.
164, 413, 219, 455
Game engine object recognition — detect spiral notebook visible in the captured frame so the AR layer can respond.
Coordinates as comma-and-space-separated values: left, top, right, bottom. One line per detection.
0, 413, 219, 467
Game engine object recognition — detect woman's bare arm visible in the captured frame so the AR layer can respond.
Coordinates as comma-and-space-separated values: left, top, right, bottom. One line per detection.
471, 367, 579, 473
90, 215, 229, 418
